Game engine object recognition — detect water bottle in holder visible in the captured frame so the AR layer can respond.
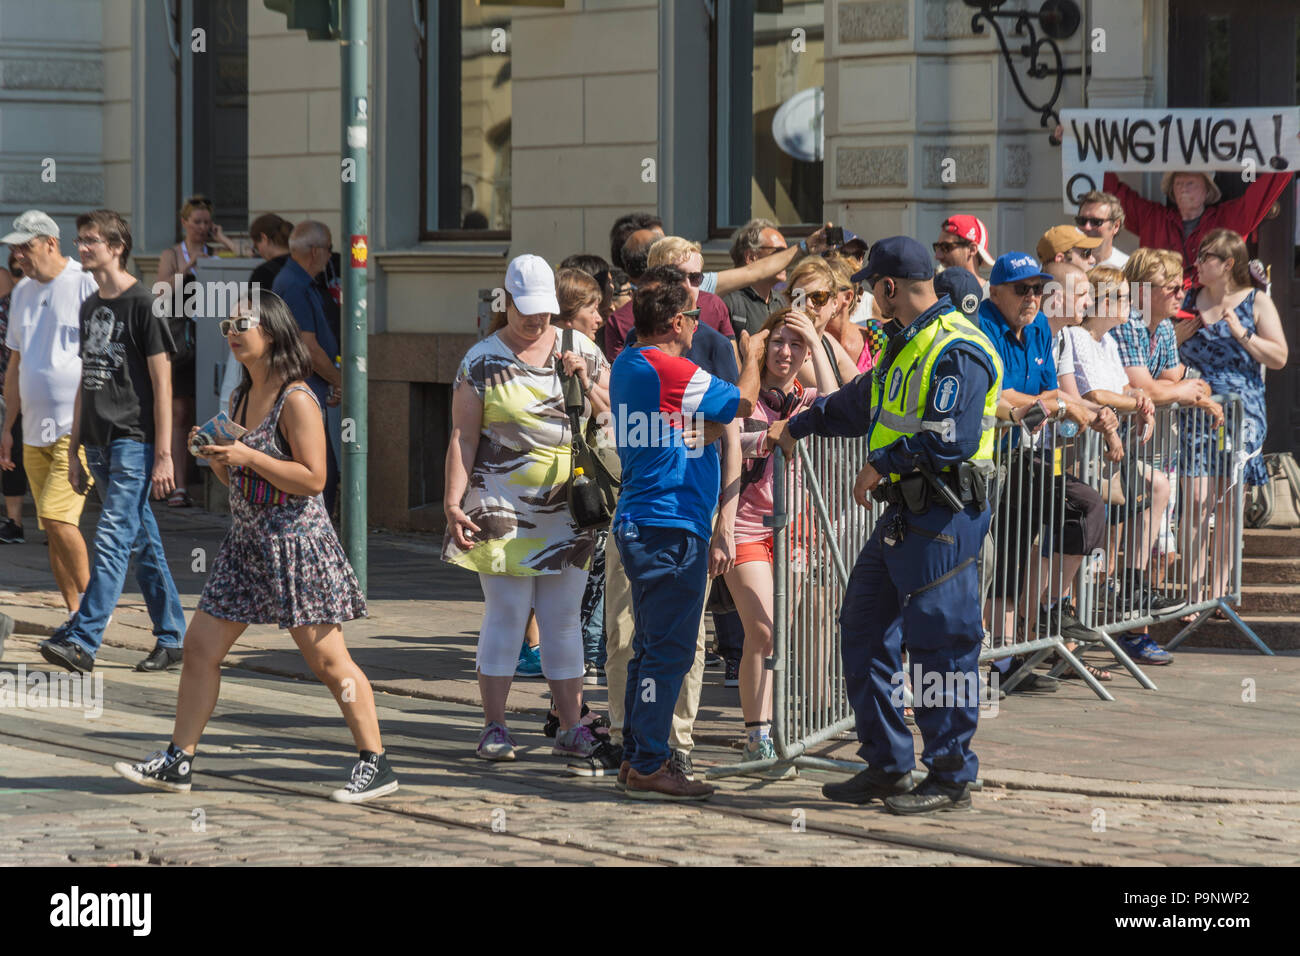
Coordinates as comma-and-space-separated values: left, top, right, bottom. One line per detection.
569, 467, 607, 530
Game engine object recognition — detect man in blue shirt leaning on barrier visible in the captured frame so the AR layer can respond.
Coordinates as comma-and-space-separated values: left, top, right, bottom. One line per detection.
768, 236, 1003, 814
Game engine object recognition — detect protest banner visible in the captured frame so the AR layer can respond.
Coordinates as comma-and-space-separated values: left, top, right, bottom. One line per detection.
1059, 107, 1300, 209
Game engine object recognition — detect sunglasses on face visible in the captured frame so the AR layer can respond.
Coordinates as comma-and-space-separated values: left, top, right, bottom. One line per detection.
74, 236, 106, 248
933, 240, 971, 254
793, 288, 834, 307
1074, 215, 1115, 229
1196, 252, 1223, 263
685, 272, 704, 288
1013, 282, 1045, 297
680, 308, 700, 323
220, 315, 261, 335
1070, 248, 1096, 260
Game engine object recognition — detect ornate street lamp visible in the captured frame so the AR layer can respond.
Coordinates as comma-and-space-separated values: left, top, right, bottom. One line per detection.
964, 0, 1084, 142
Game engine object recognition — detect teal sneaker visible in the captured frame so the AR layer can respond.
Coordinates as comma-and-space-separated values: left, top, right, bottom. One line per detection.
515, 642, 543, 678
740, 737, 797, 780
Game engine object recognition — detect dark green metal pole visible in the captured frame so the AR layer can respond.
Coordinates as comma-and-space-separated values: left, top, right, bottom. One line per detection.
340, 0, 368, 592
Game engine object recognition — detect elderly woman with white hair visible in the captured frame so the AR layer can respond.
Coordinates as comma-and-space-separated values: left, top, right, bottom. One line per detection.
1101, 168, 1293, 283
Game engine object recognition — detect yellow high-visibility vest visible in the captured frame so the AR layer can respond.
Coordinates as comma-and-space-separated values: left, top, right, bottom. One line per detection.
868, 309, 1003, 482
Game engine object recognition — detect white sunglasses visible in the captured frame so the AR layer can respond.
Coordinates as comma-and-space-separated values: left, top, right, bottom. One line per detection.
219, 315, 260, 336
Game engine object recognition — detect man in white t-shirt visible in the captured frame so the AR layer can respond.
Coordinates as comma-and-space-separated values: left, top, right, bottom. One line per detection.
1076, 189, 1130, 270
0, 210, 98, 614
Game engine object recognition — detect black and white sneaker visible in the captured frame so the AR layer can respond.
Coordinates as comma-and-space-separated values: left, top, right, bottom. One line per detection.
331, 752, 399, 804
543, 701, 610, 738
568, 739, 624, 777
669, 748, 695, 781
114, 745, 193, 793
723, 658, 740, 688
0, 518, 23, 544
583, 661, 599, 685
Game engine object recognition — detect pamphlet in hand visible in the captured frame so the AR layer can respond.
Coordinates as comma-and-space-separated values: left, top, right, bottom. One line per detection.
190, 411, 247, 458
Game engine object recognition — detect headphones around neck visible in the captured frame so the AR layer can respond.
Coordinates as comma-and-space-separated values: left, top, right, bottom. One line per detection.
759, 379, 804, 418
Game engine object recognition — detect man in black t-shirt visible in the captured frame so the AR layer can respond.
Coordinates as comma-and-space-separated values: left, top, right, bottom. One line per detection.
36, 210, 187, 676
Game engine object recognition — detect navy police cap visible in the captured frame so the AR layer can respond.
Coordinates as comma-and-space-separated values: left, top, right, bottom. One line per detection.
851, 236, 934, 287
933, 267, 984, 320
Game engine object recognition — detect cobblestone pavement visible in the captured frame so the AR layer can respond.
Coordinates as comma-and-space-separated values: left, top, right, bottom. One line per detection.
3, 638, 1298, 867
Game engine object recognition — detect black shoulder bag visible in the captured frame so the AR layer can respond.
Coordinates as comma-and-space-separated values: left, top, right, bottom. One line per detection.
558, 328, 619, 529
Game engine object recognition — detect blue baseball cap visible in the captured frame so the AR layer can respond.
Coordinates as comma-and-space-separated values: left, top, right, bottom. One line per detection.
989, 251, 1052, 286
933, 267, 984, 319
852, 236, 934, 287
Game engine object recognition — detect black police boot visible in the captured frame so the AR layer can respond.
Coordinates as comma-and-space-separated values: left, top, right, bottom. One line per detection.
885, 777, 973, 815
822, 766, 915, 804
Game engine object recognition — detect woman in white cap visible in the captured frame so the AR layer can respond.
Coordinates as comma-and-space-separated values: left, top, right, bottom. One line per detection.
443, 254, 612, 764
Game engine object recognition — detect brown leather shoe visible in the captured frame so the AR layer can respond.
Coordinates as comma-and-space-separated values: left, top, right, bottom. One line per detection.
624, 760, 715, 801
615, 760, 630, 791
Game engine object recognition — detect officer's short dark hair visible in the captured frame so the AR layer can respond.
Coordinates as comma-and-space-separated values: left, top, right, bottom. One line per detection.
633, 280, 691, 339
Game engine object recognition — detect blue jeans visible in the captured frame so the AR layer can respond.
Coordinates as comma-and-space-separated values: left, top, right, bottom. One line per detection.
713, 608, 744, 664
64, 440, 186, 655
616, 523, 709, 775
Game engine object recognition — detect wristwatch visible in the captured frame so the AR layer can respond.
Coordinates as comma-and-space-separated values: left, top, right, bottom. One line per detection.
798, 239, 809, 254
1053, 397, 1067, 421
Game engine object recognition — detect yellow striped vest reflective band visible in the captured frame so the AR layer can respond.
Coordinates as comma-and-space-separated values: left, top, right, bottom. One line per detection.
868, 309, 1004, 482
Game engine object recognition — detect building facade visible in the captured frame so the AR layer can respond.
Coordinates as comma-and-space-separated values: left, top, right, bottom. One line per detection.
1, 0, 1294, 530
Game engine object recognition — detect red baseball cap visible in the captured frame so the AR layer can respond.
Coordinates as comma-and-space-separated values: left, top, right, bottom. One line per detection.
941, 215, 995, 267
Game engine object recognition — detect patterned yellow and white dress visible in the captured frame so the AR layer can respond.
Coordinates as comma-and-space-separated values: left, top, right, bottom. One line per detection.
441, 329, 608, 576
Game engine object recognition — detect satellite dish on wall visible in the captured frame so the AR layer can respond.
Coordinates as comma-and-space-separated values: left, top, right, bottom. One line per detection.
772, 86, 824, 163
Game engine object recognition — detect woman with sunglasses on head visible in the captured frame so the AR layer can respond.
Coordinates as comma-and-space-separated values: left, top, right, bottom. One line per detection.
1177, 229, 1288, 606
784, 255, 864, 388
114, 293, 398, 803
721, 307, 839, 777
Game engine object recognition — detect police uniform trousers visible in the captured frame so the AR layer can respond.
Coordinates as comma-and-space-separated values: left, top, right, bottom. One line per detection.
840, 499, 990, 787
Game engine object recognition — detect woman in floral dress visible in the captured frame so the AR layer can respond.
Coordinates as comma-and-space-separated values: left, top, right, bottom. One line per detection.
115, 293, 397, 804
1178, 228, 1289, 601
443, 255, 613, 766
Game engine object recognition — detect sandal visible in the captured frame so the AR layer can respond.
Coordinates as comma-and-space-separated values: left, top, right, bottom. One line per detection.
1061, 662, 1113, 682
166, 488, 192, 508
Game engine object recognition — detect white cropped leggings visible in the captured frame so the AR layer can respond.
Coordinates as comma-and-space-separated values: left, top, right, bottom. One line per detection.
476, 567, 588, 681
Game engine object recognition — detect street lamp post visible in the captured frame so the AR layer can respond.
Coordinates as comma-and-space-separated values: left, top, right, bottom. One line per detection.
340, 0, 369, 594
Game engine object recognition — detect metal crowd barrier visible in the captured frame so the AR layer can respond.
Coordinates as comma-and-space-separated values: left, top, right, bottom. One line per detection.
1069, 394, 1271, 656
708, 393, 1263, 780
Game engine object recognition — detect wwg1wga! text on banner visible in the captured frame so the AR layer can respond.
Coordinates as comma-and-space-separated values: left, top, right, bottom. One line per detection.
1058, 107, 1300, 209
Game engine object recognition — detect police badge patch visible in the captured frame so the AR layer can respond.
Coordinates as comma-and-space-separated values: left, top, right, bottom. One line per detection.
934, 375, 960, 413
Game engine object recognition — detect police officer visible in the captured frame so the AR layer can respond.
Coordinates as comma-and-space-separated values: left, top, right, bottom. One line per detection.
768, 236, 1003, 814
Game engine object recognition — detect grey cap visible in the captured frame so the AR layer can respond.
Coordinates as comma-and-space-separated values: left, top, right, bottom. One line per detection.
1, 209, 59, 245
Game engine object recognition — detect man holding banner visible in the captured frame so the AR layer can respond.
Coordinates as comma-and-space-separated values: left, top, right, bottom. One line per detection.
1058, 108, 1298, 281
